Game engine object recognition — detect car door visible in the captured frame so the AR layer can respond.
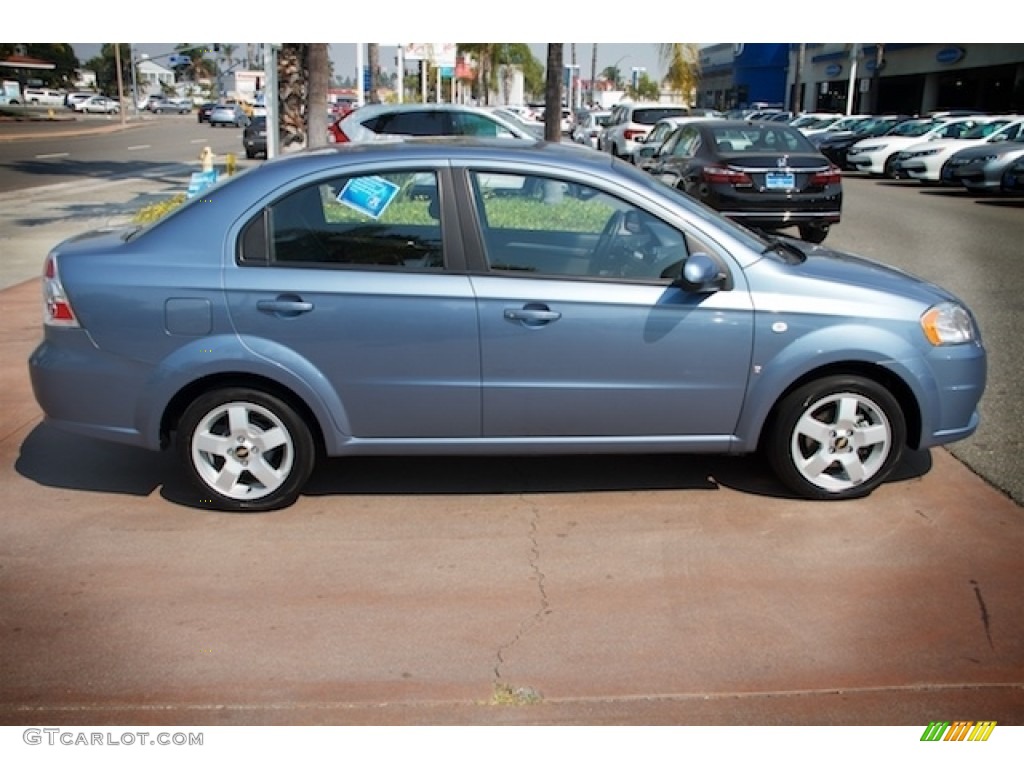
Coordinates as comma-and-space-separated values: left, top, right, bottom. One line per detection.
225, 166, 481, 440
459, 167, 754, 441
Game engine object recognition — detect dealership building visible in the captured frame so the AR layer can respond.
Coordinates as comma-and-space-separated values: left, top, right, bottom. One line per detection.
697, 43, 1024, 116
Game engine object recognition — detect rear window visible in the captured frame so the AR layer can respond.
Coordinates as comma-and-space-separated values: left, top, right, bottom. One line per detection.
633, 107, 688, 125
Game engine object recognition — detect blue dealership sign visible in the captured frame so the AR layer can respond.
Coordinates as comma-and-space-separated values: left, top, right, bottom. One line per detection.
336, 176, 400, 220
936, 46, 965, 65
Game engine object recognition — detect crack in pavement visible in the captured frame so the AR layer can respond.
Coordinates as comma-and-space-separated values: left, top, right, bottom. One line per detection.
970, 579, 995, 651
493, 500, 550, 688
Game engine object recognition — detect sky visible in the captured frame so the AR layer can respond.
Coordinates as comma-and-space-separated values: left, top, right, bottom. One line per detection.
43, 0, 1003, 83
68, 43, 672, 84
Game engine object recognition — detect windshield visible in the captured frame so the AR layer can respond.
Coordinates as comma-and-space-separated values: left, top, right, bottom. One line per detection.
890, 119, 941, 137
960, 120, 1011, 139
633, 107, 688, 125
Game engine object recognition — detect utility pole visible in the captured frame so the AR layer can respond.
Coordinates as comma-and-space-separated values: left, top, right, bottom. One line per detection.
113, 44, 126, 127
590, 43, 597, 106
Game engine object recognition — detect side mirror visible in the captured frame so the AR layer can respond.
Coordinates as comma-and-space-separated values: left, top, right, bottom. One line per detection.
678, 252, 725, 292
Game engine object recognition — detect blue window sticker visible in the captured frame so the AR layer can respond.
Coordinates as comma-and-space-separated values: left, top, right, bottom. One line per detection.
336, 176, 400, 220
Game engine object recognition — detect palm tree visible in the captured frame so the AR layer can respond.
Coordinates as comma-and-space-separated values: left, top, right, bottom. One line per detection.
307, 44, 329, 147
367, 43, 380, 103
657, 43, 701, 104
277, 43, 307, 150
544, 44, 563, 142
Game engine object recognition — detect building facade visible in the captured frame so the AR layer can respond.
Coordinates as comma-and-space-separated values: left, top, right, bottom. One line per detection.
697, 44, 1024, 116
697, 43, 790, 111
788, 44, 1024, 115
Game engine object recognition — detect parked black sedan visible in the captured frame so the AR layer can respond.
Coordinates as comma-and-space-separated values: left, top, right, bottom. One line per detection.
243, 115, 267, 159
197, 102, 217, 123
648, 120, 842, 243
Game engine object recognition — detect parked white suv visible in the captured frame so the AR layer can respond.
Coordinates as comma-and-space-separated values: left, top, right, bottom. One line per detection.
600, 102, 689, 160
23, 88, 63, 106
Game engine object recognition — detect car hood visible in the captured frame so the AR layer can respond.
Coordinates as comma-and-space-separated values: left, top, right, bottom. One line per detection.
750, 239, 960, 316
948, 141, 1024, 162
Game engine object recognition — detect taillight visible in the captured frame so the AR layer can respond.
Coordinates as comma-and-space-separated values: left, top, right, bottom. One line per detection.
42, 255, 79, 328
810, 165, 842, 186
623, 129, 647, 141
328, 122, 350, 143
703, 165, 752, 186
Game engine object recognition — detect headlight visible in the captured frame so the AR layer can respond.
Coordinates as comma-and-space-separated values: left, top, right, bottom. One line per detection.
979, 154, 998, 163
918, 148, 941, 157
854, 144, 881, 153
921, 302, 977, 345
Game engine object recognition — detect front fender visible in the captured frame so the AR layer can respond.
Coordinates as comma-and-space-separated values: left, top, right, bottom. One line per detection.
733, 323, 932, 451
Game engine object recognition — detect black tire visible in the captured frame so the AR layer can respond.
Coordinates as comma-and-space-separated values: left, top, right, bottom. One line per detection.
798, 223, 830, 244
765, 375, 906, 500
177, 388, 315, 511
246, 149, 256, 159
883, 155, 898, 179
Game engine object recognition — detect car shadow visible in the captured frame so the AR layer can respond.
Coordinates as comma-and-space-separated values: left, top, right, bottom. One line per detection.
16, 422, 934, 511
973, 197, 1024, 208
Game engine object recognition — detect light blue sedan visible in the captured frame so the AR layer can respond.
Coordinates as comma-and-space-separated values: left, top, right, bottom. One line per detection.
29, 139, 986, 510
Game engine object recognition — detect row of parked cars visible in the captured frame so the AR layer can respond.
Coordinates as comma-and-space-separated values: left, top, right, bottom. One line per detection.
809, 112, 1024, 195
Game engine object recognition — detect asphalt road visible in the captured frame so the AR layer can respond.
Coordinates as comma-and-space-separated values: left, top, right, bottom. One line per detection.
0, 113, 247, 192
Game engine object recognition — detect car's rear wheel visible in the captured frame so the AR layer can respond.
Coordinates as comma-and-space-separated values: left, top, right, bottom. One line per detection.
766, 376, 906, 500
798, 223, 829, 243
178, 388, 315, 511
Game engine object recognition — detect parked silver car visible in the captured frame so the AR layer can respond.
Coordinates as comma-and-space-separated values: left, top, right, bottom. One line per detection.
29, 139, 986, 511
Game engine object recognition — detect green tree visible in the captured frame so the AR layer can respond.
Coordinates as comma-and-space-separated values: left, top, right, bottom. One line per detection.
629, 72, 660, 101
84, 44, 133, 96
0, 44, 79, 88
458, 43, 543, 103
658, 43, 701, 104
600, 65, 624, 89
173, 44, 216, 82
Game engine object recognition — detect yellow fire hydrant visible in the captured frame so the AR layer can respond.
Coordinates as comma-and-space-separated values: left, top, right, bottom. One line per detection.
199, 146, 214, 173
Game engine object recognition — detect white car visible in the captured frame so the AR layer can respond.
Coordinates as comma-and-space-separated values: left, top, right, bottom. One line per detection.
846, 116, 984, 177
632, 115, 723, 169
894, 117, 1024, 183
75, 95, 120, 114
329, 103, 534, 143
570, 109, 611, 149
600, 102, 690, 160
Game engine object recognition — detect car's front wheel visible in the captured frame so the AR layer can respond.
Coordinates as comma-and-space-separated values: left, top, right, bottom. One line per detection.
178, 388, 316, 511
766, 376, 906, 500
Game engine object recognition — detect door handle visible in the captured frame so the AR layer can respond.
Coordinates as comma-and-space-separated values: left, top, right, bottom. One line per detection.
257, 295, 314, 316
504, 305, 561, 326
